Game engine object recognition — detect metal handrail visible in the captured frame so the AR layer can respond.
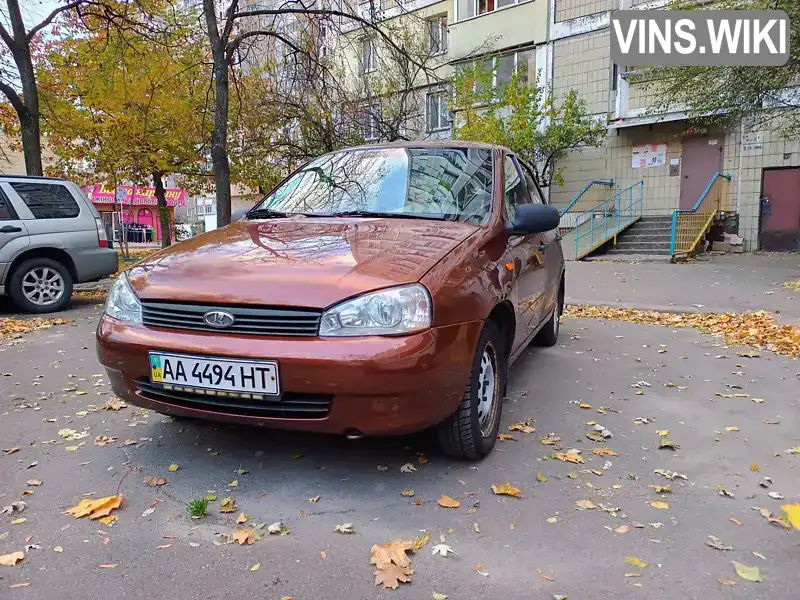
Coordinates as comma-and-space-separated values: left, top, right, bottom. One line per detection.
574, 181, 644, 258
558, 179, 615, 216
669, 172, 731, 255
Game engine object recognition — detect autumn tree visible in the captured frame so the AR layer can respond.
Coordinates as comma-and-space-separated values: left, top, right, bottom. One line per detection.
635, 0, 800, 137
38, 2, 210, 248
232, 16, 447, 178
451, 61, 606, 188
201, 0, 439, 227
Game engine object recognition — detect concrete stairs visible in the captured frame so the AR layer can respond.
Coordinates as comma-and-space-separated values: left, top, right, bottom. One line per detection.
601, 215, 673, 256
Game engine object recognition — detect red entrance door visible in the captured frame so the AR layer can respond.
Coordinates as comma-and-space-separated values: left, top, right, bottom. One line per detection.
760, 168, 800, 251
679, 136, 724, 210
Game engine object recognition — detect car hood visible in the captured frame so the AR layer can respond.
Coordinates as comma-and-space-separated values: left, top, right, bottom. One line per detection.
127, 218, 478, 308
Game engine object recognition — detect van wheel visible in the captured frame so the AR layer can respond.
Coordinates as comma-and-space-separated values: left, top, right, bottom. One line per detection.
8, 258, 73, 314
437, 320, 507, 461
534, 280, 564, 347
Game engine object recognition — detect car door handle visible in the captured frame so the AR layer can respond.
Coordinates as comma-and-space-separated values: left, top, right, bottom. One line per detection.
0, 225, 22, 233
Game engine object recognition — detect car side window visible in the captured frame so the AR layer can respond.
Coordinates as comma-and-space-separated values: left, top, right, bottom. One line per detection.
0, 189, 17, 220
503, 155, 531, 222
519, 161, 545, 205
9, 182, 80, 219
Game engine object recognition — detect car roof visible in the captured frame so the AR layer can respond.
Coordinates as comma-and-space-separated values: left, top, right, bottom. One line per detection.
0, 174, 67, 182
339, 140, 512, 154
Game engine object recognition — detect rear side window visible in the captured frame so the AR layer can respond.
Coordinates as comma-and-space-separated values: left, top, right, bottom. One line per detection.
0, 189, 17, 220
10, 182, 80, 219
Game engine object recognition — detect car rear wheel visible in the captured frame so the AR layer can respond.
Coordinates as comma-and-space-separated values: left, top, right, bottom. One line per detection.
8, 258, 73, 314
437, 320, 507, 460
533, 279, 564, 347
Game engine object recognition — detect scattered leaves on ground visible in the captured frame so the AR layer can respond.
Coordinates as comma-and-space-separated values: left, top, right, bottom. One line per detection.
431, 543, 455, 557
229, 529, 257, 545
370, 539, 415, 589
491, 484, 521, 498
508, 420, 535, 433
732, 561, 762, 582
575, 499, 596, 510
782, 504, 800, 529
400, 463, 418, 473
659, 438, 680, 450
497, 433, 516, 441
219, 497, 236, 513
626, 556, 648, 569
706, 535, 733, 551
0, 551, 24, 566
144, 476, 166, 487
537, 472, 548, 483
437, 495, 460, 508
614, 525, 630, 534
413, 533, 430, 551
103, 397, 127, 411
401, 489, 415, 497
654, 469, 687, 481
541, 435, 561, 445
0, 316, 70, 339
592, 448, 617, 456
334, 523, 355, 534
651, 501, 669, 510
565, 306, 800, 358
65, 496, 122, 520
555, 451, 584, 464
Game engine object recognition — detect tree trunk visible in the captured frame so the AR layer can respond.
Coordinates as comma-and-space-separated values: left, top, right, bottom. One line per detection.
203, 0, 232, 228
5, 0, 44, 176
152, 171, 172, 248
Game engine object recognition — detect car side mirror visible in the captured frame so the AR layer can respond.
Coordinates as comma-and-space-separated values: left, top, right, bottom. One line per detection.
508, 203, 561, 236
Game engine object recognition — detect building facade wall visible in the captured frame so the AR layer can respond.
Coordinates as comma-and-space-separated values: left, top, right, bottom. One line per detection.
551, 31, 611, 113
554, 0, 611, 23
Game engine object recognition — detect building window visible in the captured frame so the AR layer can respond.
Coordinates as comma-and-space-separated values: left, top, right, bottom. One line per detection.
477, 0, 495, 14
428, 16, 448, 55
361, 104, 380, 140
426, 91, 450, 132
362, 37, 377, 73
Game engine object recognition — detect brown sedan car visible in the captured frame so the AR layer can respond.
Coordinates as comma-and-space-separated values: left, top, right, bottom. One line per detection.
97, 142, 565, 459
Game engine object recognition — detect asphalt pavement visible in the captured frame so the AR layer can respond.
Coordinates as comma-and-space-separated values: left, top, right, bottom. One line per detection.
2, 289, 799, 599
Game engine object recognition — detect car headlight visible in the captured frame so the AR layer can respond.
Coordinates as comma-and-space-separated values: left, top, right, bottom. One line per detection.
104, 273, 142, 324
320, 284, 432, 337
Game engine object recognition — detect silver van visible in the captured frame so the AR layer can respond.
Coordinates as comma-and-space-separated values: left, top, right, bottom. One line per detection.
0, 176, 118, 313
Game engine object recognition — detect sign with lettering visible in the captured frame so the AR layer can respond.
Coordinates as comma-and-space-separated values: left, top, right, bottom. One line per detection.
89, 185, 187, 207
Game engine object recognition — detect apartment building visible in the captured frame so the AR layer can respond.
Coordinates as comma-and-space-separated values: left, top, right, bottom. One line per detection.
547, 0, 800, 251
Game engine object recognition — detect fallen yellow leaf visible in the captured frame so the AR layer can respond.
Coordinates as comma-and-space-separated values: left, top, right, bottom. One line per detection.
401, 489, 415, 497
555, 452, 584, 464
0, 551, 24, 566
781, 504, 800, 529
219, 497, 236, 513
656, 429, 669, 437
236, 513, 248, 524
497, 433, 516, 441
592, 448, 617, 456
651, 501, 669, 510
725, 426, 740, 432
98, 515, 118, 526
99, 563, 118, 569
491, 483, 521, 498
579, 403, 592, 409
626, 556, 648, 568
65, 495, 122, 520
168, 464, 179, 472
575, 499, 596, 510
436, 495, 460, 508
230, 529, 256, 545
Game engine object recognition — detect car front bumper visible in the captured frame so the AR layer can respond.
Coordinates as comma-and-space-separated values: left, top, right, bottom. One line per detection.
96, 316, 483, 435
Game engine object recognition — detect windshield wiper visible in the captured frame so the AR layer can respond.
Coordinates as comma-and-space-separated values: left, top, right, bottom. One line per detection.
246, 209, 291, 219
326, 210, 446, 220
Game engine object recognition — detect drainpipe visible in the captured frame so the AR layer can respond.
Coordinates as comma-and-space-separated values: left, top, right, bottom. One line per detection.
735, 117, 744, 215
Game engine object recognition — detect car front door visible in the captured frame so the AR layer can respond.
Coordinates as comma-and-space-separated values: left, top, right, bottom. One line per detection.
519, 159, 563, 324
502, 155, 549, 352
0, 187, 29, 286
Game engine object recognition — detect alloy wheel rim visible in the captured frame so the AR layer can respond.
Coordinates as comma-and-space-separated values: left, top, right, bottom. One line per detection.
476, 342, 499, 437
22, 267, 65, 306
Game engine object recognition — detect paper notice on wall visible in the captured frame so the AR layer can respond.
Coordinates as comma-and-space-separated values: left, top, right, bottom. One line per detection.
632, 144, 667, 169
742, 132, 763, 154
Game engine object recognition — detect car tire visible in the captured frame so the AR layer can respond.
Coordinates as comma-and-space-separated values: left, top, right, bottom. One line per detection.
8, 258, 73, 314
533, 278, 564, 347
437, 319, 508, 461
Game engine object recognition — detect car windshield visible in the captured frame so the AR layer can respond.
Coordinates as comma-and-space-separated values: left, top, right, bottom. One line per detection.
249, 147, 494, 224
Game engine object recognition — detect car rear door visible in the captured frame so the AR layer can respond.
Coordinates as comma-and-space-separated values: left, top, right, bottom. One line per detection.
502, 155, 549, 351
0, 187, 29, 286
519, 160, 563, 322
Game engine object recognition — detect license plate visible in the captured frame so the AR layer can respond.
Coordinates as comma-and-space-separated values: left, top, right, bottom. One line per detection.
148, 352, 279, 396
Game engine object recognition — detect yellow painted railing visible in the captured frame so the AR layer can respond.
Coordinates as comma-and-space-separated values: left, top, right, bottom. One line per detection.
670, 173, 731, 256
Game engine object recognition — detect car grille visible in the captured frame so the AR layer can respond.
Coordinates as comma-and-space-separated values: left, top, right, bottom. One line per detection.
140, 301, 322, 336
136, 379, 332, 419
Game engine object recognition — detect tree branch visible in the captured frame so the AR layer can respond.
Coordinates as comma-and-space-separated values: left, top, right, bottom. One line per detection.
0, 80, 25, 116
26, 0, 84, 43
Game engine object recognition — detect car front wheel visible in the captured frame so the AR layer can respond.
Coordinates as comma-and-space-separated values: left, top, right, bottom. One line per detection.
8, 258, 73, 314
437, 320, 508, 460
